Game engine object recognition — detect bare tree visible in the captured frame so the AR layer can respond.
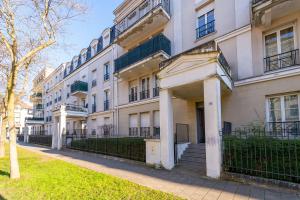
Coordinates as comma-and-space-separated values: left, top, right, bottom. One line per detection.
0, 0, 86, 179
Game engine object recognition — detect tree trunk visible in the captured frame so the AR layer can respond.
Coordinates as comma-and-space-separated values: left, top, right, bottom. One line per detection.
7, 63, 20, 179
0, 114, 5, 158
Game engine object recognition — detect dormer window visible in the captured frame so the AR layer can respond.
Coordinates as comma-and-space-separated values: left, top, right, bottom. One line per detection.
82, 52, 87, 63
73, 57, 79, 68
92, 45, 97, 56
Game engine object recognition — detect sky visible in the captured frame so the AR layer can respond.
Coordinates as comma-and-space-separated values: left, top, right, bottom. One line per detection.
47, 0, 123, 69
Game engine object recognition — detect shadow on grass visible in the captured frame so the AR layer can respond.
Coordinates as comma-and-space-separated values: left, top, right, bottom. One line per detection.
0, 170, 9, 177
0, 194, 7, 200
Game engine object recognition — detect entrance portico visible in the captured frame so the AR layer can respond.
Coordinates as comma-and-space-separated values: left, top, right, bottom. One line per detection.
158, 44, 232, 178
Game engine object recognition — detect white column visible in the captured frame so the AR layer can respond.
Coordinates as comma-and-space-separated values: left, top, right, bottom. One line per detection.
160, 89, 174, 170
204, 77, 222, 179
57, 106, 67, 150
52, 118, 58, 149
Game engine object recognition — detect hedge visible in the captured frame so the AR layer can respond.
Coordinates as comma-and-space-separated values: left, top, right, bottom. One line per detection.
223, 136, 300, 183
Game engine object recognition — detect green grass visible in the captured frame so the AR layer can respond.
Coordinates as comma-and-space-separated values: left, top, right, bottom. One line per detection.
0, 146, 182, 200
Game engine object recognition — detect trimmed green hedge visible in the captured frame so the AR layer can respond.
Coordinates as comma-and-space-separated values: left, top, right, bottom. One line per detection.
70, 137, 146, 162
223, 136, 300, 183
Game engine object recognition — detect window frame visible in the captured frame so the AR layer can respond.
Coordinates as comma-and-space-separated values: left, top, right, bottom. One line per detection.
263, 23, 297, 58
266, 93, 300, 123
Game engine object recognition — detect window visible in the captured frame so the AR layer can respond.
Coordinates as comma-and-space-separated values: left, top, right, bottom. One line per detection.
196, 10, 215, 39
104, 63, 110, 81
267, 94, 300, 135
81, 52, 87, 63
104, 90, 109, 111
92, 45, 97, 56
92, 95, 96, 113
129, 86, 137, 102
140, 77, 150, 100
264, 26, 297, 72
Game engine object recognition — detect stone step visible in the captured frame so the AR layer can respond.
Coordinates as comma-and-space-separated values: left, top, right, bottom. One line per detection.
180, 154, 206, 160
187, 145, 206, 150
183, 149, 206, 154
181, 152, 206, 158
180, 156, 206, 163
178, 159, 206, 167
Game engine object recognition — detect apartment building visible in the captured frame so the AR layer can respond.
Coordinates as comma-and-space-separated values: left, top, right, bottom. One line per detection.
26, 67, 54, 135
30, 0, 300, 179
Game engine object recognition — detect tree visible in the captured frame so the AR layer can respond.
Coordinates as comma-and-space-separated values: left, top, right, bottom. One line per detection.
0, 0, 86, 179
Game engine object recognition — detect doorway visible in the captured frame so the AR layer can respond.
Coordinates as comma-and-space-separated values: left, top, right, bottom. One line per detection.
196, 103, 205, 143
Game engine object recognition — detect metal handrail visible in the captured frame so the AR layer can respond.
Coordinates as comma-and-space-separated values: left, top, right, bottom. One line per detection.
264, 49, 299, 72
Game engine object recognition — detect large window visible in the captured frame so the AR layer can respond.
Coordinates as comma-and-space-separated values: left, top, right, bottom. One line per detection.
104, 63, 110, 81
140, 77, 150, 100
264, 26, 298, 72
267, 94, 300, 135
196, 10, 215, 39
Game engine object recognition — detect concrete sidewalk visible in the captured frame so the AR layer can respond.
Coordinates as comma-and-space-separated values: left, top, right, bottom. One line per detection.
18, 143, 300, 200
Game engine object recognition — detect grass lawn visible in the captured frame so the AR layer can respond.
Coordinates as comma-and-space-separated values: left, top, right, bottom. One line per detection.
0, 146, 182, 200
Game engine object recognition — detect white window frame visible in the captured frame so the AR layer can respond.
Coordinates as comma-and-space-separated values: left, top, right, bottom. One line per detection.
266, 93, 300, 123
263, 23, 297, 58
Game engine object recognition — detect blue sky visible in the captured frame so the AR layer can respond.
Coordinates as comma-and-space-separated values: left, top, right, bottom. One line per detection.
47, 0, 123, 68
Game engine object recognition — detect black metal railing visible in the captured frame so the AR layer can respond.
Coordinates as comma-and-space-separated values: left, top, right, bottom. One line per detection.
217, 46, 232, 77
264, 49, 299, 72
31, 130, 48, 135
104, 73, 110, 81
153, 87, 160, 97
129, 127, 139, 137
140, 90, 150, 100
196, 20, 215, 39
35, 104, 43, 110
153, 127, 160, 138
64, 136, 146, 162
104, 100, 109, 111
140, 127, 150, 137
115, 34, 171, 72
253, 0, 268, 5
129, 92, 138, 102
29, 135, 52, 147
115, 0, 170, 37
25, 117, 44, 121
65, 104, 88, 113
70, 81, 88, 94
221, 125, 300, 184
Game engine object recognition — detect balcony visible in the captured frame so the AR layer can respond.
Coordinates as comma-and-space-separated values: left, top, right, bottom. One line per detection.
129, 127, 139, 137
52, 104, 88, 118
114, 34, 171, 78
196, 20, 215, 39
140, 90, 150, 100
264, 49, 299, 72
25, 117, 44, 125
114, 0, 170, 49
129, 92, 138, 103
252, 0, 300, 26
30, 93, 42, 102
104, 73, 110, 81
71, 81, 88, 98
35, 104, 43, 110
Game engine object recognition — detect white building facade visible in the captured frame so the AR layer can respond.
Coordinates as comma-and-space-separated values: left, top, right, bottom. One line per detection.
31, 0, 300, 179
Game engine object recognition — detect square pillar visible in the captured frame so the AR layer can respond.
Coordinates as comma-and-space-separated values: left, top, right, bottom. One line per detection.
204, 77, 222, 179
160, 89, 174, 170
52, 117, 58, 149
57, 106, 67, 150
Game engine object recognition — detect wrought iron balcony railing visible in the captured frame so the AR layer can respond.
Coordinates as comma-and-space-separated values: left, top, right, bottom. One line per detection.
129, 127, 139, 137
266, 121, 300, 136
140, 90, 150, 100
264, 49, 299, 72
65, 104, 88, 113
104, 73, 110, 81
129, 92, 138, 103
115, 0, 170, 37
196, 20, 215, 39
114, 34, 171, 72
153, 87, 160, 97
140, 127, 151, 137
153, 127, 160, 138
25, 117, 44, 121
70, 81, 88, 94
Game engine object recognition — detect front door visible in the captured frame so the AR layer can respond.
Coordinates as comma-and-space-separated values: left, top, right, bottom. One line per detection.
196, 106, 205, 143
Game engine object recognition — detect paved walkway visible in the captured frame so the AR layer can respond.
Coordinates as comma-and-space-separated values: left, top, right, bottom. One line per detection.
19, 143, 300, 200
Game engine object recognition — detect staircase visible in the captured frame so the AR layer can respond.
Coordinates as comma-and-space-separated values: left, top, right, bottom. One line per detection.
176, 143, 206, 176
